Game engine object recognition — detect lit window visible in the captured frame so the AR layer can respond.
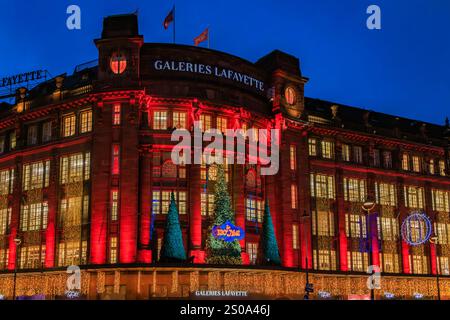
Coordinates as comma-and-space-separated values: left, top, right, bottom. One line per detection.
216, 116, 228, 133
80, 109, 93, 133
111, 190, 119, 221
9, 131, 16, 150
437, 256, 449, 275
201, 192, 215, 216
152, 190, 187, 214
345, 214, 367, 238
110, 237, 118, 263
62, 114, 76, 137
433, 222, 450, 245
22, 161, 50, 191
59, 196, 88, 227
341, 144, 350, 162
112, 144, 120, 175
42, 121, 52, 142
27, 125, 38, 145
410, 254, 428, 275
343, 178, 366, 202
0, 168, 15, 195
60, 152, 90, 184
353, 146, 363, 164
113, 104, 121, 125
19, 245, 45, 269
57, 240, 87, 266
200, 114, 212, 132
379, 253, 400, 273
321, 141, 334, 159
173, 111, 187, 129
292, 224, 299, 250
402, 154, 410, 171
312, 210, 335, 236
290, 145, 297, 170
404, 186, 424, 209
432, 189, 450, 212
347, 251, 368, 272
0, 208, 12, 235
20, 202, 48, 231
0, 136, 5, 154
375, 182, 397, 206
377, 216, 399, 241
439, 160, 446, 176
291, 184, 298, 209
429, 159, 435, 175
0, 248, 9, 270
110, 52, 127, 75
308, 138, 317, 156
412, 156, 421, 173
310, 173, 335, 199
383, 151, 392, 169
313, 249, 336, 271
246, 198, 264, 222
153, 111, 168, 130
246, 242, 258, 265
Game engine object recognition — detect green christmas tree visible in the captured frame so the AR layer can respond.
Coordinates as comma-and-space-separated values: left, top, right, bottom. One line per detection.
205, 164, 242, 265
159, 192, 187, 262
260, 200, 281, 265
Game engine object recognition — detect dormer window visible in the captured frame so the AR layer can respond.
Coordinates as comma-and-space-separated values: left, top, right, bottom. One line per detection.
110, 51, 127, 75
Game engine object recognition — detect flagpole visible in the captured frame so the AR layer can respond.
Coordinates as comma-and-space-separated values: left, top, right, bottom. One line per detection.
173, 5, 176, 44
207, 26, 210, 49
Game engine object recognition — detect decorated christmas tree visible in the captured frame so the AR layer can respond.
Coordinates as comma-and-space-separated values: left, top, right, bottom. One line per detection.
159, 192, 187, 262
260, 200, 281, 265
205, 164, 242, 265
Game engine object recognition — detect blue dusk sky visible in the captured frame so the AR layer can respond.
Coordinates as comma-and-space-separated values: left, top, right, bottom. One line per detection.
0, 0, 449, 125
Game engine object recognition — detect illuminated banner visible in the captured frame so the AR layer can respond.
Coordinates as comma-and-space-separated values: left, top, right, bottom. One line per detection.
212, 220, 245, 242
154, 60, 264, 92
1, 70, 45, 88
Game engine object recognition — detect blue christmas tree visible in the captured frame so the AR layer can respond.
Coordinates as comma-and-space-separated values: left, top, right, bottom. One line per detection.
159, 192, 187, 262
260, 200, 281, 265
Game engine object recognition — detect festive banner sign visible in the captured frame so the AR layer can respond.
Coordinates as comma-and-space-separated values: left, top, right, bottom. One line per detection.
212, 220, 245, 242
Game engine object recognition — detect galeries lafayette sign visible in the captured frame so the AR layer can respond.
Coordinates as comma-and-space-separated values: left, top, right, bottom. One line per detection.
153, 60, 264, 92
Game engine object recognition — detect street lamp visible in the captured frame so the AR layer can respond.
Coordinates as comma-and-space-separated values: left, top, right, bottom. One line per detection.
12, 237, 21, 300
429, 235, 448, 300
362, 199, 376, 301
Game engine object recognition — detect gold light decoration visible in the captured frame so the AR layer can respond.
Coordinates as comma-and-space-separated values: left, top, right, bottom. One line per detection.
171, 271, 178, 293
189, 271, 199, 292
114, 271, 121, 294
96, 271, 105, 294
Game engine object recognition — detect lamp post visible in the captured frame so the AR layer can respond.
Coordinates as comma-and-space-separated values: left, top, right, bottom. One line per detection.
429, 235, 449, 300
362, 199, 376, 301
12, 237, 21, 300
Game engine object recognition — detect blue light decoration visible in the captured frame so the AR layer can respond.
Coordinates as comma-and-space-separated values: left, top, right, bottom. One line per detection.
318, 291, 332, 299
384, 292, 395, 299
212, 220, 245, 242
413, 292, 424, 299
0, 294, 4, 300
358, 212, 382, 253
401, 212, 432, 246
65, 290, 81, 299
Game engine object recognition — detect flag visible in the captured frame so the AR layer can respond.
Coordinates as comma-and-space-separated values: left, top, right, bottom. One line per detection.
194, 28, 209, 46
163, 7, 174, 29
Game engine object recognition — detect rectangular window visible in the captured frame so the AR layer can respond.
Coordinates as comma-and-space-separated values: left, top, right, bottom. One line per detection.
216, 116, 228, 133
0, 248, 9, 270
201, 192, 215, 216
308, 138, 317, 156
27, 125, 38, 145
110, 237, 118, 263
290, 145, 297, 170
312, 210, 335, 236
292, 224, 299, 250
200, 114, 212, 132
375, 182, 397, 206
153, 111, 168, 130
42, 121, 52, 142
429, 159, 435, 175
112, 144, 120, 175
57, 240, 87, 266
80, 109, 93, 133
245, 198, 264, 222
152, 190, 186, 215
321, 140, 334, 159
437, 257, 450, 275
0, 168, 15, 195
60, 152, 90, 184
347, 251, 368, 272
310, 173, 335, 199
20, 202, 48, 231
111, 190, 119, 221
345, 214, 367, 238
0, 208, 12, 235
376, 216, 399, 241
383, 151, 392, 169
113, 104, 121, 125
353, 146, 363, 164
439, 160, 446, 176
341, 144, 350, 162
402, 154, 410, 171
173, 111, 187, 129
9, 131, 16, 150
22, 160, 50, 191
404, 186, 424, 209
372, 149, 381, 167
432, 190, 450, 212
379, 253, 400, 273
410, 254, 428, 275
19, 245, 45, 269
412, 156, 421, 173
313, 249, 336, 271
62, 114, 76, 137
246, 242, 258, 265
434, 223, 450, 245
291, 184, 298, 209
0, 136, 4, 153
343, 178, 366, 202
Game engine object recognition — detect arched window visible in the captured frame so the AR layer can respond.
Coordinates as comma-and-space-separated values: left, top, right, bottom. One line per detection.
246, 169, 256, 189
161, 160, 177, 178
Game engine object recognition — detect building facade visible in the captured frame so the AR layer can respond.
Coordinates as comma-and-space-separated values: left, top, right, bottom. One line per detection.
0, 14, 450, 300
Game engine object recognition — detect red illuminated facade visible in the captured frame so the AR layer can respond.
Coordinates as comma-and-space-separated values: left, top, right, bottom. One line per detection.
1, 14, 450, 299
